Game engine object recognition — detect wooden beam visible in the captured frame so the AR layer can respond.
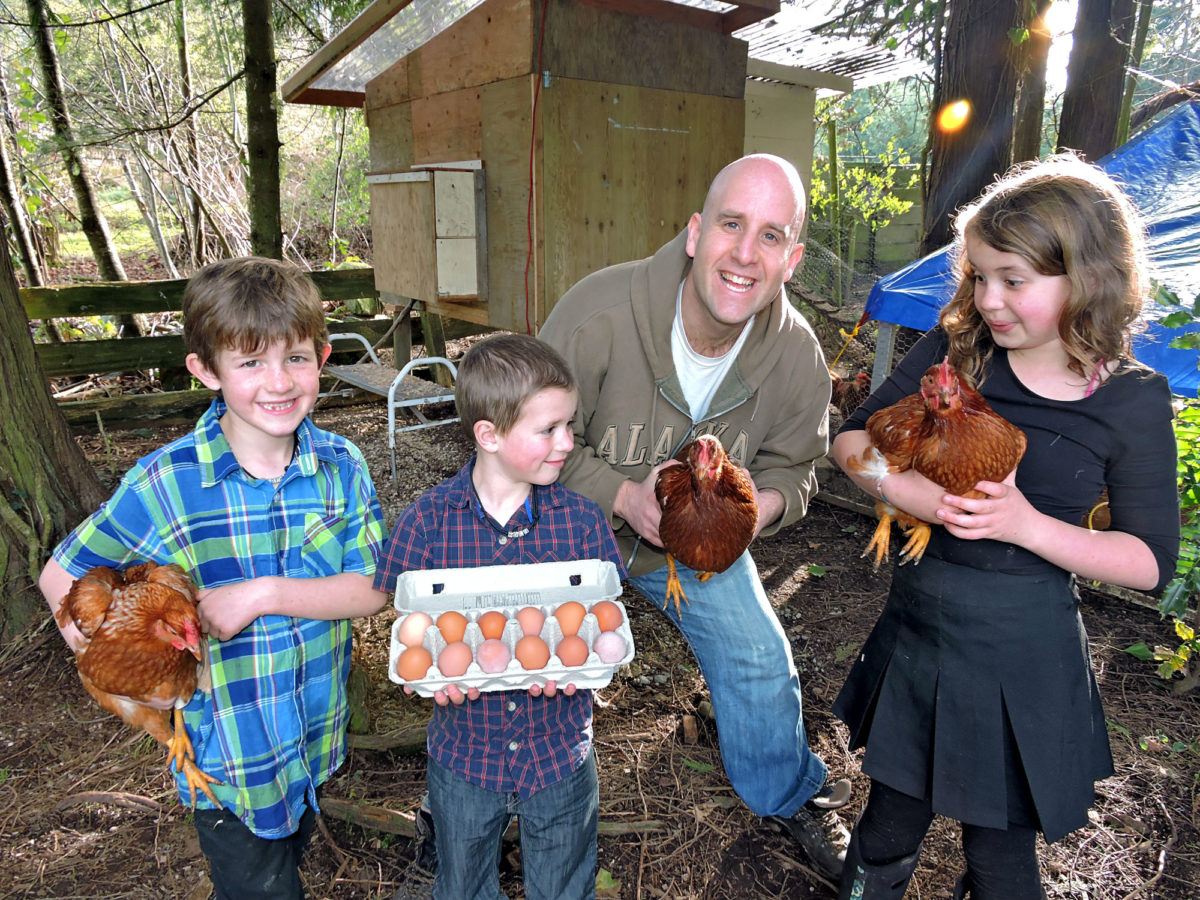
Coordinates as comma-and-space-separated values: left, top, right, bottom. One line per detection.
286, 87, 366, 108
723, 1, 780, 34
37, 320, 393, 379
747, 58, 853, 94
576, 0, 723, 32
22, 267, 378, 319
281, 0, 416, 104
60, 383, 374, 430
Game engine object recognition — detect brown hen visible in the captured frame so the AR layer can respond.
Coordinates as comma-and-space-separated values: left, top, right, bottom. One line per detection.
655, 435, 758, 616
846, 359, 1027, 568
56, 562, 220, 805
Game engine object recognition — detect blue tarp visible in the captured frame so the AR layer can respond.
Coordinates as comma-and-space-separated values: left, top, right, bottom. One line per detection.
864, 101, 1200, 397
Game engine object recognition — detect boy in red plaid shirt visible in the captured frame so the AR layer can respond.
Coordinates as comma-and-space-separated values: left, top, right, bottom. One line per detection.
375, 334, 625, 900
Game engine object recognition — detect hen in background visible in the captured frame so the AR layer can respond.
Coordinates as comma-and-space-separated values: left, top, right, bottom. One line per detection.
56, 562, 220, 805
846, 359, 1027, 568
831, 369, 872, 419
655, 435, 758, 616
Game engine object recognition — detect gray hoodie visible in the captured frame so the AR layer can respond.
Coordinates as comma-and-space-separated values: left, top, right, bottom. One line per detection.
539, 230, 832, 577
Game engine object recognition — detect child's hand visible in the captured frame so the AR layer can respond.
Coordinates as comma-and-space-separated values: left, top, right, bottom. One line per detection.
937, 469, 1036, 544
403, 684, 481, 706
528, 680, 577, 698
197, 577, 278, 640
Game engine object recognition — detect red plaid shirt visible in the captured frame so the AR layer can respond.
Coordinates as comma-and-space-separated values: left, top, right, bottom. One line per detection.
375, 458, 625, 797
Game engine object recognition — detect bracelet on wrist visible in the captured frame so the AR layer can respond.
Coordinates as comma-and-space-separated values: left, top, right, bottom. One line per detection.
875, 473, 891, 505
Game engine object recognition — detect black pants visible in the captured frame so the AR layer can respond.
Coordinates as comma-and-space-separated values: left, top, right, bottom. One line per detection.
194, 802, 318, 900
855, 780, 1042, 899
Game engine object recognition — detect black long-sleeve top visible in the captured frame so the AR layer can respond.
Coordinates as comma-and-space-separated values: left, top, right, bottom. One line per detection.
840, 329, 1180, 593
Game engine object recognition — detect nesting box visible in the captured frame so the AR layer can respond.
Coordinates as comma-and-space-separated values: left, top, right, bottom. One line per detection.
356, 0, 759, 331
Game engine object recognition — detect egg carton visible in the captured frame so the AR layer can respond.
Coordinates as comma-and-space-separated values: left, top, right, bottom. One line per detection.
389, 560, 635, 696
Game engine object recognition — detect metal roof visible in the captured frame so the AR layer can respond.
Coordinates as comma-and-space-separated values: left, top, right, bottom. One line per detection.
281, 0, 924, 107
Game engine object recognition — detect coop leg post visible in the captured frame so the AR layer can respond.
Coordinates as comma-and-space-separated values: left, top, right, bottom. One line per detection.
871, 322, 897, 392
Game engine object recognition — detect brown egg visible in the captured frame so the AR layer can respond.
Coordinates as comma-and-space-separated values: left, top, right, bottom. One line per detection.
396, 645, 433, 681
397, 611, 433, 648
515, 635, 551, 670
515, 606, 546, 637
555, 634, 589, 667
437, 641, 472, 678
590, 600, 623, 633
553, 601, 587, 637
437, 610, 468, 643
477, 610, 508, 641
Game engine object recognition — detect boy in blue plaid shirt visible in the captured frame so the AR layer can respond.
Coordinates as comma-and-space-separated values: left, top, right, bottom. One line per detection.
40, 258, 388, 899
375, 334, 625, 900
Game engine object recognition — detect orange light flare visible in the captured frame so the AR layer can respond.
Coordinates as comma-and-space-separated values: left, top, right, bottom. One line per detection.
937, 100, 972, 134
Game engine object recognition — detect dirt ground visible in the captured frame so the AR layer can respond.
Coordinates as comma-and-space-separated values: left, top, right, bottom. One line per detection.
2, 363, 1199, 898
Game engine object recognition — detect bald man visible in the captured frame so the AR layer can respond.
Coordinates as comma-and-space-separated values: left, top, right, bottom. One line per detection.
540, 155, 850, 878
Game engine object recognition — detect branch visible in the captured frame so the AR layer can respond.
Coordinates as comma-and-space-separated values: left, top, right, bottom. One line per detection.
1130, 80, 1200, 133
0, 0, 173, 28
55, 70, 245, 152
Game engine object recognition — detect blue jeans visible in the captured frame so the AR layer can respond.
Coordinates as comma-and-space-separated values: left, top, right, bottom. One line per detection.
631, 550, 827, 816
428, 750, 598, 900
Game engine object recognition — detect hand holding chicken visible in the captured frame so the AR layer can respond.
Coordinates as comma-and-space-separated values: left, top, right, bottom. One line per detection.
846, 359, 1027, 567
55, 562, 220, 805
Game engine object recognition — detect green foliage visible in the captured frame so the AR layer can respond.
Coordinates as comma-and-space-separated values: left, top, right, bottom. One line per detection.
1125, 395, 1200, 687
810, 145, 918, 236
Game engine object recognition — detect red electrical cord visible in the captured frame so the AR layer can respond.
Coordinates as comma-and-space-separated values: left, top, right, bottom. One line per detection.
523, 0, 550, 335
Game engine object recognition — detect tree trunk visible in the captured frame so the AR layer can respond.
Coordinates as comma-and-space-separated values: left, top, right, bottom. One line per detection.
921, 0, 1025, 254
243, 0, 283, 259
1115, 0, 1154, 145
25, 0, 129, 284
1057, 0, 1138, 159
176, 0, 204, 267
0, 236, 105, 642
1012, 0, 1053, 163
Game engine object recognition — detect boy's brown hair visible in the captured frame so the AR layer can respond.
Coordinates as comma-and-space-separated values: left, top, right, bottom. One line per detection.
183, 257, 328, 370
455, 334, 577, 438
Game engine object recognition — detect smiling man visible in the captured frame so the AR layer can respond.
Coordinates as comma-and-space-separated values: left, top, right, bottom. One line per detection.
539, 154, 849, 878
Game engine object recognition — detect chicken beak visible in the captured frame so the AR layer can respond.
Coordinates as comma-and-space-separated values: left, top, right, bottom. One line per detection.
187, 642, 203, 661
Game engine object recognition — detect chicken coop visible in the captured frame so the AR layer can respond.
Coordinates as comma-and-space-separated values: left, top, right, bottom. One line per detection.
281, 0, 917, 334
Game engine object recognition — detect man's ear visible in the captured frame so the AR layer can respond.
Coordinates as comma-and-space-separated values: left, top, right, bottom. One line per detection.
783, 241, 805, 282
185, 353, 221, 391
684, 211, 703, 259
473, 419, 500, 453
319, 343, 332, 367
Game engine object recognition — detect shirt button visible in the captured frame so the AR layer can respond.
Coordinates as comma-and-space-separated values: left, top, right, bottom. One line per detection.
507, 701, 516, 712
508, 741, 519, 752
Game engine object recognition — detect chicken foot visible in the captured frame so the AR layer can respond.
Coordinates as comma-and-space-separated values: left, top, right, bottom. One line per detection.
166, 707, 221, 807
663, 554, 691, 618
897, 522, 931, 566
862, 509, 896, 570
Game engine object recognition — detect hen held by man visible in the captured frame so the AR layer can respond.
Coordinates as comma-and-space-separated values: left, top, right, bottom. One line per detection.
55, 562, 220, 805
846, 359, 1027, 568
655, 435, 758, 615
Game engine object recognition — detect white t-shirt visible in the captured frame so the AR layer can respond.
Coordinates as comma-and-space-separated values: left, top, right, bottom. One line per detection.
670, 281, 754, 422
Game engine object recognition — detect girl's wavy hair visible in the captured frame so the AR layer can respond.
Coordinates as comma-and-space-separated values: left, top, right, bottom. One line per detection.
939, 154, 1148, 386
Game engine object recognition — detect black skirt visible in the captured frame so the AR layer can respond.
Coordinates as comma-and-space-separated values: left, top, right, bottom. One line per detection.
833, 556, 1113, 843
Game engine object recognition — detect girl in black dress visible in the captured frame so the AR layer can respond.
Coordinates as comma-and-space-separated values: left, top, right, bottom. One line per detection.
830, 155, 1180, 899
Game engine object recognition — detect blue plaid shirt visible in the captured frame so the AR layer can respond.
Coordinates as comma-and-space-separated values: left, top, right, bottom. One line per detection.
374, 458, 625, 798
54, 399, 384, 838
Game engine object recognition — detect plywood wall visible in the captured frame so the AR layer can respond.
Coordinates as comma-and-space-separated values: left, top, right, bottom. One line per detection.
539, 77, 744, 315
541, 0, 746, 98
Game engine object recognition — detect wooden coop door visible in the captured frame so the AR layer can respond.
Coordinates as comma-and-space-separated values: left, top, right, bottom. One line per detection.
368, 163, 487, 308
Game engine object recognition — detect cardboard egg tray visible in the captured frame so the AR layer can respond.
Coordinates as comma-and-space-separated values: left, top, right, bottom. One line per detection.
389, 559, 635, 697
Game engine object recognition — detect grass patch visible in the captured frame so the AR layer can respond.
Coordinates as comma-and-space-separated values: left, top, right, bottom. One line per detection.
57, 197, 181, 258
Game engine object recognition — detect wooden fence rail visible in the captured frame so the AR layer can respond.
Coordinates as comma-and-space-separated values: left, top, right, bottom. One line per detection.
21, 267, 486, 429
